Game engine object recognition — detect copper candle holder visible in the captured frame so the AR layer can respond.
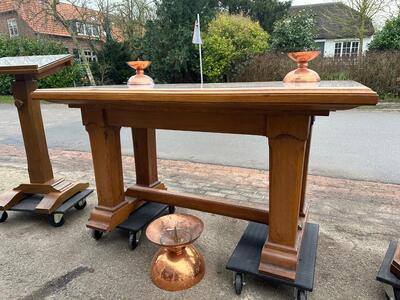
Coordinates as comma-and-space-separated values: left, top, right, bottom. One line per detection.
283, 51, 321, 83
146, 214, 205, 291
127, 60, 154, 86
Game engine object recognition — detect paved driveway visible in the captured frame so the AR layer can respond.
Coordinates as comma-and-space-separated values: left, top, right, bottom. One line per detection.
0, 104, 399, 184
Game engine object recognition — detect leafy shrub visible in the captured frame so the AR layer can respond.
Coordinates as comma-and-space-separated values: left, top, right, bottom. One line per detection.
369, 15, 400, 51
203, 14, 269, 82
269, 10, 317, 53
233, 51, 400, 97
0, 35, 86, 95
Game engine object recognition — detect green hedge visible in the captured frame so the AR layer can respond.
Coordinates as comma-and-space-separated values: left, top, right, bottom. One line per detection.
0, 35, 87, 95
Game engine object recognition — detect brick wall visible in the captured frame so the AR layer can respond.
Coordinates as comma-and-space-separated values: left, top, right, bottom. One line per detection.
0, 11, 36, 39
0, 10, 104, 56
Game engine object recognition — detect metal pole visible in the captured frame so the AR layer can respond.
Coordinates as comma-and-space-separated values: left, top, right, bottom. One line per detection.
197, 14, 204, 86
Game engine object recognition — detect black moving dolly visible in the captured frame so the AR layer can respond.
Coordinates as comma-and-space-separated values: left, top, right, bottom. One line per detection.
91, 202, 175, 250
377, 241, 400, 300
0, 189, 93, 227
227, 222, 319, 300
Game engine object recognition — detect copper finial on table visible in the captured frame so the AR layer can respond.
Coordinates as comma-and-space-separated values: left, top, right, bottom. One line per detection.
146, 213, 205, 291
283, 51, 321, 83
127, 60, 154, 86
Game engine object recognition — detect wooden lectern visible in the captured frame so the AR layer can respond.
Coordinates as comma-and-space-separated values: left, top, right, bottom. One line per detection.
0, 55, 89, 225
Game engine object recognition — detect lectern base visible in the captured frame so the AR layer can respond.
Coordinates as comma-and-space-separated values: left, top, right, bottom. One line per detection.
0, 189, 93, 227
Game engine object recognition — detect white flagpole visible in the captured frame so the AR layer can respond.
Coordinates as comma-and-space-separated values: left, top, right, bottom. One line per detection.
197, 14, 204, 86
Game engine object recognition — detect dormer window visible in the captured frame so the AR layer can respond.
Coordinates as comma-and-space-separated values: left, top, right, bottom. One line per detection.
7, 18, 19, 37
75, 21, 100, 37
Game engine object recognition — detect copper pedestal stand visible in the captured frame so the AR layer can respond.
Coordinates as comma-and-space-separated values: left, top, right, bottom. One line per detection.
127, 61, 154, 86
146, 214, 205, 291
283, 51, 321, 83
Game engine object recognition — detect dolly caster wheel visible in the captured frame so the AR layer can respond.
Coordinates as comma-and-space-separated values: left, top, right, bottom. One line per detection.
0, 211, 8, 223
234, 272, 244, 295
128, 230, 142, 250
48, 213, 65, 227
74, 199, 87, 210
168, 205, 176, 214
92, 229, 103, 240
295, 288, 307, 300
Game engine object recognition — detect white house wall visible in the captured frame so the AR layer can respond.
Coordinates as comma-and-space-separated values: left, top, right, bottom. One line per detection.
316, 36, 373, 57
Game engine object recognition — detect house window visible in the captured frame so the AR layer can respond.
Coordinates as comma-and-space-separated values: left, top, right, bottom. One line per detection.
351, 41, 359, 56
334, 41, 360, 58
83, 50, 97, 62
75, 21, 100, 37
7, 18, 19, 37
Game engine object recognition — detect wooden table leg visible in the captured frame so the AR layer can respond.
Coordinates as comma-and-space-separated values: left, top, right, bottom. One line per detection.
83, 109, 135, 232
299, 116, 314, 217
132, 128, 161, 188
259, 115, 312, 281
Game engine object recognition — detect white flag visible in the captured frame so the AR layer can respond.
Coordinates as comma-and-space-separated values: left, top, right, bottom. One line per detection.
192, 14, 202, 45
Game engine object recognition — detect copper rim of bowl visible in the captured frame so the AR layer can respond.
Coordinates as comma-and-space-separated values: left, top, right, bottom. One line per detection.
127, 60, 151, 69
287, 51, 320, 62
146, 213, 204, 247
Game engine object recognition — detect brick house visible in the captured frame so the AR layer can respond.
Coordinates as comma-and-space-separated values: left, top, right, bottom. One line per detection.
0, 0, 119, 62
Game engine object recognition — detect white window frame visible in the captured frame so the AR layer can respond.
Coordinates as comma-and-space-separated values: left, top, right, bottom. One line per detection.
75, 21, 100, 38
83, 49, 97, 62
7, 18, 19, 37
334, 40, 360, 58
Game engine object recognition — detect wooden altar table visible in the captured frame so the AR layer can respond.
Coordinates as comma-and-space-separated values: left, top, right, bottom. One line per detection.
32, 81, 378, 280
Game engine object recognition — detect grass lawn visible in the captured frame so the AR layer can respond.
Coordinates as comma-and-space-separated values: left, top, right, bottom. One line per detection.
0, 95, 13, 104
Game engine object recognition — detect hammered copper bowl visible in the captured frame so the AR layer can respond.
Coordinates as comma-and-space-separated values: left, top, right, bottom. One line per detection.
146, 214, 205, 291
127, 60, 151, 70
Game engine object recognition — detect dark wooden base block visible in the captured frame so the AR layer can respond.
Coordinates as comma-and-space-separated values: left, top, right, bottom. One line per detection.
87, 197, 144, 232
259, 208, 309, 281
227, 222, 319, 292
392, 245, 400, 279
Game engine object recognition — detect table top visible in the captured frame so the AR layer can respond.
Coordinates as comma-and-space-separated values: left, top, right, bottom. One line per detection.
0, 54, 73, 77
32, 81, 378, 111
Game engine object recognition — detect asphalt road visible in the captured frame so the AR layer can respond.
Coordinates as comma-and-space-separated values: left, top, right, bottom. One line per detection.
0, 104, 399, 184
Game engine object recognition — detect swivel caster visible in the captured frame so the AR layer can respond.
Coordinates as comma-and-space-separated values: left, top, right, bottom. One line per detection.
92, 229, 103, 240
74, 199, 87, 210
128, 230, 142, 250
168, 205, 176, 214
48, 213, 65, 227
295, 288, 307, 300
0, 211, 8, 223
233, 272, 244, 295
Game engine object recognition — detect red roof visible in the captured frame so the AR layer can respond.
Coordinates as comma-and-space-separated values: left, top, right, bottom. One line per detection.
0, 0, 119, 40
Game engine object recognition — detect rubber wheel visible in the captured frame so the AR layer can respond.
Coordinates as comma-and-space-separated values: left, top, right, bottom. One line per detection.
48, 213, 65, 227
129, 230, 141, 250
74, 199, 87, 210
295, 289, 307, 300
234, 273, 243, 295
0, 211, 8, 223
92, 229, 103, 240
168, 205, 176, 214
